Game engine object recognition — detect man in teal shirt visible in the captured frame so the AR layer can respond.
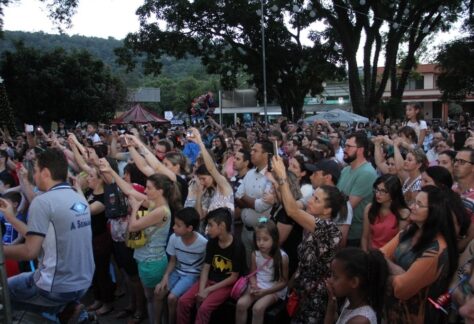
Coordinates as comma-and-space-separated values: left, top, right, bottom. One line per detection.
337, 132, 377, 247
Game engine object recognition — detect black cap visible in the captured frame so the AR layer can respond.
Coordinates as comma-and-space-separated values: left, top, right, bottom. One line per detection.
304, 159, 341, 183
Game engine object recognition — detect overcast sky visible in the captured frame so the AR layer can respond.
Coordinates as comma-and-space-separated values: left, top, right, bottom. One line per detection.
3, 0, 142, 39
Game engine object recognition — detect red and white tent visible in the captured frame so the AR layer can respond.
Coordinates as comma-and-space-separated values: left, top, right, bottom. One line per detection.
111, 104, 169, 124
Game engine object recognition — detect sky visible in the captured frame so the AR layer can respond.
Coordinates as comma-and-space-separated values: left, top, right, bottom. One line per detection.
3, 0, 143, 39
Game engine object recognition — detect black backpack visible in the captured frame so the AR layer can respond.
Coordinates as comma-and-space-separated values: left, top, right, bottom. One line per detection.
104, 183, 129, 219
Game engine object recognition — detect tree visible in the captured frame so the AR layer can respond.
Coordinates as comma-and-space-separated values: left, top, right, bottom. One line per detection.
308, 0, 466, 117
437, 20, 474, 101
115, 0, 345, 121
0, 42, 127, 123
0, 77, 16, 134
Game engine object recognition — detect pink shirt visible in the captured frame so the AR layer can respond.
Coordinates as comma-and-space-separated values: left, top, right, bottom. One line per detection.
370, 211, 399, 249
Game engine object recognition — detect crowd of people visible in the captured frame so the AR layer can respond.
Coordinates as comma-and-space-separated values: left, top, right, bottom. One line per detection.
1, 102, 474, 324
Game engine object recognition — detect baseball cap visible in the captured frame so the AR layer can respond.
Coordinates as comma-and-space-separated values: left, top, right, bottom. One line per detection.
304, 159, 341, 183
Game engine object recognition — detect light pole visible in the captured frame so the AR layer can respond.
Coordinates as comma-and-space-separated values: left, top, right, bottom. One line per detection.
260, 0, 268, 128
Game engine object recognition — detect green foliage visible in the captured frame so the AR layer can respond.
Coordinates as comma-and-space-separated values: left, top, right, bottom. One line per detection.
0, 31, 145, 86
437, 21, 474, 101
0, 31, 221, 110
0, 42, 127, 123
116, 0, 345, 121
0, 81, 16, 134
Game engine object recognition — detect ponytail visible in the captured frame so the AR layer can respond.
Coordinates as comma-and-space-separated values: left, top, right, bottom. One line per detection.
320, 185, 347, 220
147, 174, 183, 212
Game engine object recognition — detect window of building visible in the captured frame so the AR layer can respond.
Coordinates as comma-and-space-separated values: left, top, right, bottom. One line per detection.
405, 76, 425, 90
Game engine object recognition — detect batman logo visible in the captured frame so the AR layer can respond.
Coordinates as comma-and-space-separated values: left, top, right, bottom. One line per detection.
212, 255, 232, 272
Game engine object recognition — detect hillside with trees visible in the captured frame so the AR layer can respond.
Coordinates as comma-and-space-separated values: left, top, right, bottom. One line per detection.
0, 31, 222, 114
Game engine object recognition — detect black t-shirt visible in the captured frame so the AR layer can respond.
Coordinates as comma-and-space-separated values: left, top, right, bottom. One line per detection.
271, 204, 302, 277
86, 190, 107, 237
205, 236, 245, 282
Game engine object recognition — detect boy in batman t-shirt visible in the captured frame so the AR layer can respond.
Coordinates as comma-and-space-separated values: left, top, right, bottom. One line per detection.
177, 208, 245, 324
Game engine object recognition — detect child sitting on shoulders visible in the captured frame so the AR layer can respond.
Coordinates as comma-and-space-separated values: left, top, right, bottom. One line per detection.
155, 207, 208, 324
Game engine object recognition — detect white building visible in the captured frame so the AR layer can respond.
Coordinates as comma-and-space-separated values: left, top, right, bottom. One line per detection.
378, 64, 474, 121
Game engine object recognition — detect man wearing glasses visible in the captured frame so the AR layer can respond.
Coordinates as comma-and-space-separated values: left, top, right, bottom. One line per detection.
453, 148, 474, 221
337, 132, 377, 247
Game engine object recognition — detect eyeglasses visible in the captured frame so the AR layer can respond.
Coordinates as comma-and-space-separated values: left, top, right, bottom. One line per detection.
344, 144, 358, 149
454, 158, 474, 166
373, 188, 389, 194
412, 201, 429, 209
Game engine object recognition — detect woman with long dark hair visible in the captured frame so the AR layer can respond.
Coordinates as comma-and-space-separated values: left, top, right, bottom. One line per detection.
381, 185, 459, 324
272, 155, 345, 323
421, 166, 472, 251
361, 174, 410, 251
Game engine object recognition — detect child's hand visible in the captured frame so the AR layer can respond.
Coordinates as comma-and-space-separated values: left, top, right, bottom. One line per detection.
325, 279, 336, 303
249, 282, 258, 291
154, 277, 168, 295
196, 288, 209, 302
250, 287, 264, 298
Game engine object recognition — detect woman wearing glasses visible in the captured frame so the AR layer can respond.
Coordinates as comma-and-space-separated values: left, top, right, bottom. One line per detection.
381, 186, 459, 324
361, 174, 410, 251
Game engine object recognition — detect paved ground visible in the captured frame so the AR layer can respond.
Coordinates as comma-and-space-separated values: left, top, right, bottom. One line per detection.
12, 288, 150, 324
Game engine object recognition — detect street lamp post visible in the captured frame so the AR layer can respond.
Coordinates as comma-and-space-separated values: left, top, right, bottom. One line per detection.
260, 0, 268, 128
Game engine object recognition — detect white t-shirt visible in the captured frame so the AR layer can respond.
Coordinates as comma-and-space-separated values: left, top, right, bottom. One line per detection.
166, 232, 207, 276
405, 120, 427, 139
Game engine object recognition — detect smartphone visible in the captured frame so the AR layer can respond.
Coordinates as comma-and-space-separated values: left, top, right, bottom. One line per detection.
267, 153, 273, 171
111, 125, 117, 132
273, 140, 278, 156
26, 124, 34, 133
186, 130, 193, 138
119, 136, 128, 146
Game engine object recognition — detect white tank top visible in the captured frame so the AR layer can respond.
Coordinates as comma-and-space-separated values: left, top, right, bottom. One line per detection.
336, 299, 377, 324
255, 250, 288, 299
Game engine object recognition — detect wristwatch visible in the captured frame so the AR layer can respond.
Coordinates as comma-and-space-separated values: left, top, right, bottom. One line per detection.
277, 178, 287, 185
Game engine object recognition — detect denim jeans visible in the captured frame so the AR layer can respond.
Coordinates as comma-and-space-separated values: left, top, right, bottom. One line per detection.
8, 272, 88, 316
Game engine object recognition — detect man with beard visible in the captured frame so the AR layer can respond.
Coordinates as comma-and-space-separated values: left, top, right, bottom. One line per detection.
337, 132, 377, 247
